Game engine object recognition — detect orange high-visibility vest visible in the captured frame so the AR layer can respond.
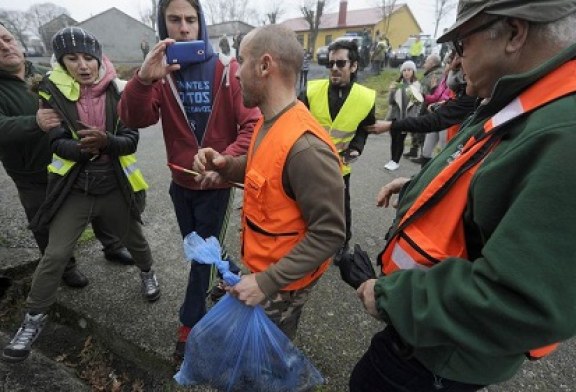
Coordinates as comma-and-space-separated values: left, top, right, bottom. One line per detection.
243, 101, 340, 291
380, 60, 576, 359
446, 124, 461, 142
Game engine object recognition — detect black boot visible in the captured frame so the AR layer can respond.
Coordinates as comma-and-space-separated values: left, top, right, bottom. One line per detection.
104, 247, 135, 265
410, 156, 431, 167
62, 259, 89, 288
403, 146, 418, 158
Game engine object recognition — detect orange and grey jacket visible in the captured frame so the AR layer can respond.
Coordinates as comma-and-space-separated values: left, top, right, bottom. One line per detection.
242, 102, 339, 291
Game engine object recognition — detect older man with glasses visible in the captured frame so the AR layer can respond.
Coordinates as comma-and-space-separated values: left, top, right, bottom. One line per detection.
299, 39, 376, 265
350, 0, 576, 391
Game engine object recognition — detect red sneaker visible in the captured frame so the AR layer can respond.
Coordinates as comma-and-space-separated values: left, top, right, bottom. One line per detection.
173, 325, 191, 361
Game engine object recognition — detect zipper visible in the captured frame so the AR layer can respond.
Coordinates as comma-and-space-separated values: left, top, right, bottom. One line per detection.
245, 217, 298, 237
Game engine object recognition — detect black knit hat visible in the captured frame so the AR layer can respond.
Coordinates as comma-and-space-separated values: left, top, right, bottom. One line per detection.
52, 27, 102, 65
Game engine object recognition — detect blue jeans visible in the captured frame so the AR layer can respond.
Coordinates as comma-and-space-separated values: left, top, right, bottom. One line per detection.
350, 327, 486, 392
169, 182, 237, 328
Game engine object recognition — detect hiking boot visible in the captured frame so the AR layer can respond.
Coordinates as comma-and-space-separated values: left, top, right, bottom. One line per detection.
173, 325, 192, 362
2, 313, 48, 363
62, 266, 89, 288
104, 247, 135, 265
140, 270, 160, 302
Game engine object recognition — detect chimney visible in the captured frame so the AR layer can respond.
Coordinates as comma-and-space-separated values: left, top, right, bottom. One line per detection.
338, 0, 348, 27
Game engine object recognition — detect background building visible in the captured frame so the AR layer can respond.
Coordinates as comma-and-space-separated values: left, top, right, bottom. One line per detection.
76, 8, 156, 63
281, 1, 421, 61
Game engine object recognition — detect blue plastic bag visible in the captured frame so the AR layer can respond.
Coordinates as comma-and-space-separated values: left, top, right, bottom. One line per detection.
174, 232, 324, 392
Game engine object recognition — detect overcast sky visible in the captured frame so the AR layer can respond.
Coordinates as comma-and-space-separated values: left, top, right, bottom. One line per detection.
0, 0, 456, 37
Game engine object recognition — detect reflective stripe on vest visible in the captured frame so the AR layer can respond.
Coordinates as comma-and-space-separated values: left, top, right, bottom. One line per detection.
380, 59, 576, 359
48, 154, 75, 175
243, 101, 339, 291
48, 154, 148, 192
307, 80, 375, 176
119, 155, 149, 192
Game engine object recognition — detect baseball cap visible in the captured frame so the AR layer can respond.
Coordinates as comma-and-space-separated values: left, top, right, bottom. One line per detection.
437, 0, 576, 43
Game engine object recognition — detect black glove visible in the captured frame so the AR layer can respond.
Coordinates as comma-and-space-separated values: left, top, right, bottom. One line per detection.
338, 244, 377, 289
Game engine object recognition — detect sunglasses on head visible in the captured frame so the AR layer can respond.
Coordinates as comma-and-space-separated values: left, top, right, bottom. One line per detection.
327, 59, 350, 69
452, 16, 504, 57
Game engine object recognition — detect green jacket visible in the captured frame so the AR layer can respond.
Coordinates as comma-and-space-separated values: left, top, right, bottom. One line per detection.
376, 43, 576, 385
0, 61, 50, 183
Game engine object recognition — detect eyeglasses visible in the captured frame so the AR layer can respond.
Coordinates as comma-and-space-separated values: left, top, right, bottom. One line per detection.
327, 59, 349, 69
452, 17, 504, 57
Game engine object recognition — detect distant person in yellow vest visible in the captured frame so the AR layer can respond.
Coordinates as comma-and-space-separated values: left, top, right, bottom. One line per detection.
351, 0, 576, 390
192, 24, 345, 340
299, 39, 376, 264
409, 35, 424, 66
2, 27, 161, 363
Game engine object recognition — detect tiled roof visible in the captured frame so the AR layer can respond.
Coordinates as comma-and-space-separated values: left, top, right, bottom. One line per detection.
281, 4, 403, 32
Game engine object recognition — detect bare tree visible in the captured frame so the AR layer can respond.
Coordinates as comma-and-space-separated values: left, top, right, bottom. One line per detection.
374, 0, 398, 39
139, 0, 158, 32
300, 0, 335, 55
27, 3, 69, 52
264, 0, 284, 25
433, 0, 457, 37
0, 9, 31, 51
204, 0, 254, 25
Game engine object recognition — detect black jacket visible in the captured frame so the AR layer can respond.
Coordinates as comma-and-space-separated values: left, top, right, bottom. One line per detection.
390, 86, 477, 134
30, 76, 145, 231
0, 62, 50, 183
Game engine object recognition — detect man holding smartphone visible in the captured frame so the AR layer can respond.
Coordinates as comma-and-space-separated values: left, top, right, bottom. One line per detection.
118, 0, 260, 363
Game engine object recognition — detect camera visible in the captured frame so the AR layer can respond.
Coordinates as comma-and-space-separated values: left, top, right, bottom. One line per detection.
166, 41, 206, 65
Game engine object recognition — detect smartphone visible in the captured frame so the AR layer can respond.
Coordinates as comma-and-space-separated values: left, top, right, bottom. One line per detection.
166, 41, 206, 65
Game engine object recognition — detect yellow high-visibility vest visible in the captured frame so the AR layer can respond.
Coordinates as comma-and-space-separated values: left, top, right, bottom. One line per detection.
48, 154, 148, 192
307, 80, 375, 175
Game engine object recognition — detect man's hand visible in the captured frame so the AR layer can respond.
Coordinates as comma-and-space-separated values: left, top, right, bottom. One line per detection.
376, 177, 410, 208
357, 279, 382, 320
137, 39, 181, 85
228, 274, 266, 306
192, 148, 229, 188
366, 120, 392, 134
36, 107, 61, 133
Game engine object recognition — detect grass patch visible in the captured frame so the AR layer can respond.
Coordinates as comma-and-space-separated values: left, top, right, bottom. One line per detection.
78, 228, 95, 244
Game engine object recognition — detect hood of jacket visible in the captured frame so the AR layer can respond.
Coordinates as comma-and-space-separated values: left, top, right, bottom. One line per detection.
157, 0, 215, 60
47, 55, 117, 101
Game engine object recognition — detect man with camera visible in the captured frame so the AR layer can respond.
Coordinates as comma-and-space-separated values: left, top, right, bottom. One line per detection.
118, 0, 260, 362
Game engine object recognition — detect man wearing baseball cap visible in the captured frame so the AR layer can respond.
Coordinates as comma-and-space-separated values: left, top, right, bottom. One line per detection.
351, 1, 576, 390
